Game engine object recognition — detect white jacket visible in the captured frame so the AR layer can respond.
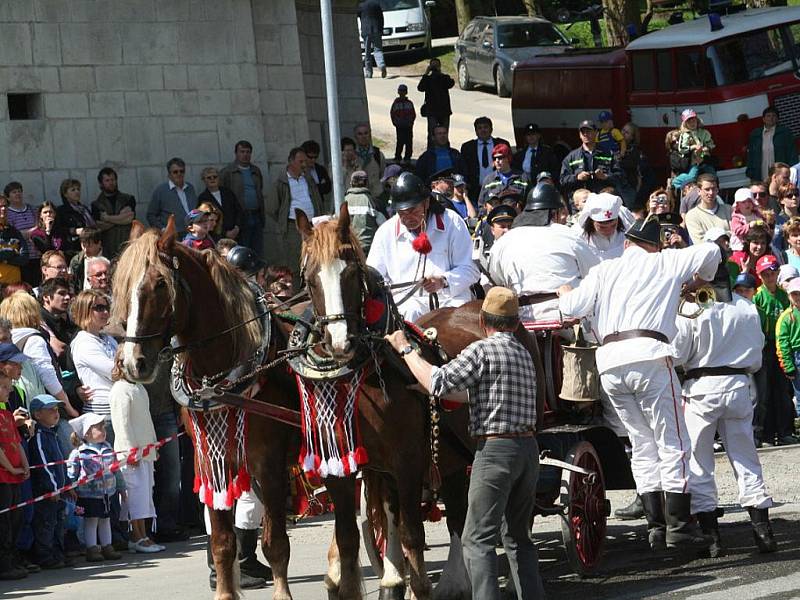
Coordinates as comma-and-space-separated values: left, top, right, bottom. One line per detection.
110, 380, 158, 462
12, 327, 63, 396
70, 330, 117, 416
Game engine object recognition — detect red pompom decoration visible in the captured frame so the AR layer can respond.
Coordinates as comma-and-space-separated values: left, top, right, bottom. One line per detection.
364, 298, 385, 325
411, 231, 432, 255
354, 446, 369, 465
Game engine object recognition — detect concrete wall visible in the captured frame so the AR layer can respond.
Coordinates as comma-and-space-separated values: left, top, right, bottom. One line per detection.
0, 0, 368, 224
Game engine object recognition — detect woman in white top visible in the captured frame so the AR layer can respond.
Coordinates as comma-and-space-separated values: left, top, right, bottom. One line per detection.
70, 290, 118, 440
573, 192, 633, 262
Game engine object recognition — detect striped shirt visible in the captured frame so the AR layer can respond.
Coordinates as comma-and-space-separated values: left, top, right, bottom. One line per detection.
6, 204, 39, 258
430, 331, 536, 437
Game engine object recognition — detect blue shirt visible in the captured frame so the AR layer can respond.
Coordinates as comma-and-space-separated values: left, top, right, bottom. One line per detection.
239, 166, 258, 210
434, 147, 453, 173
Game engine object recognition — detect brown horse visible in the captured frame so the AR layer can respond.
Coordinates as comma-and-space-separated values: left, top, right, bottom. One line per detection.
112, 218, 300, 600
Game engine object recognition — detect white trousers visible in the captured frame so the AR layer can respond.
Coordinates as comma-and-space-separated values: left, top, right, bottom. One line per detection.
203, 489, 265, 534
684, 386, 773, 513
120, 461, 156, 521
601, 357, 690, 494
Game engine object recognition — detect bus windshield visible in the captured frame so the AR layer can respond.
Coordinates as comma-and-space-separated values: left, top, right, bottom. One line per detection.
379, 0, 420, 10
497, 23, 569, 48
705, 26, 794, 86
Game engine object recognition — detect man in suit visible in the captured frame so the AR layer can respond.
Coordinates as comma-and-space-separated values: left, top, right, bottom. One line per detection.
512, 123, 560, 182
460, 117, 510, 201
147, 157, 198, 235
266, 147, 325, 284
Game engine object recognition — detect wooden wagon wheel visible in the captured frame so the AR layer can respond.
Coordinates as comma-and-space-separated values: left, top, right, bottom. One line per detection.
559, 441, 609, 577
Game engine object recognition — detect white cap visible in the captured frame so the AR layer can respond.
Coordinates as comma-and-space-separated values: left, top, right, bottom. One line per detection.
786, 277, 800, 294
703, 227, 729, 243
69, 413, 106, 440
733, 187, 753, 204
578, 192, 622, 229
778, 264, 800, 285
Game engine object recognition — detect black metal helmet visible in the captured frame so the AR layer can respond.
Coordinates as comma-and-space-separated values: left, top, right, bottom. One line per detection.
524, 182, 563, 211
390, 172, 428, 211
226, 245, 266, 276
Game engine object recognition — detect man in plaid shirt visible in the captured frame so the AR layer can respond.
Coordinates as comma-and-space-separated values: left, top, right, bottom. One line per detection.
386, 287, 544, 600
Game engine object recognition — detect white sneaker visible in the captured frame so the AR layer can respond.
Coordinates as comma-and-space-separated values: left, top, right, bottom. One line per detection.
131, 539, 165, 553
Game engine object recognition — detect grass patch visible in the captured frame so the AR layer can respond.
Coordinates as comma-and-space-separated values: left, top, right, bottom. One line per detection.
384, 46, 456, 78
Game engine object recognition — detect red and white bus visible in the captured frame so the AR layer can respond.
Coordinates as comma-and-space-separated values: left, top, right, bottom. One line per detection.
512, 7, 800, 189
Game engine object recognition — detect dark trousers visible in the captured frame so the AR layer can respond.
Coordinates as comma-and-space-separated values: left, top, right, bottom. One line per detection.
461, 436, 545, 600
32, 497, 64, 563
394, 126, 413, 162
0, 483, 22, 571
152, 411, 181, 532
238, 212, 265, 259
754, 342, 794, 443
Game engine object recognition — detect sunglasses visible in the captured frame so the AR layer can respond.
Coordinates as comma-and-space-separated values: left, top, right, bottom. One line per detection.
753, 191, 768, 197
205, 175, 218, 180
170, 169, 186, 175
785, 193, 799, 198
92, 304, 109, 312
492, 156, 506, 161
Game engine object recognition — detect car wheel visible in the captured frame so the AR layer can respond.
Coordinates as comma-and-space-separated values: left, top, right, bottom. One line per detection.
458, 61, 472, 91
495, 66, 510, 98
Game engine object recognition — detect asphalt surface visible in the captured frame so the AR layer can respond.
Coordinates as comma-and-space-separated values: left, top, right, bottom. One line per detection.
3, 444, 799, 599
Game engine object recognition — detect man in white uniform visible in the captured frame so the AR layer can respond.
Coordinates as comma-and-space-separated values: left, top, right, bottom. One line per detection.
673, 276, 776, 557
367, 172, 478, 322
558, 216, 720, 550
489, 182, 600, 323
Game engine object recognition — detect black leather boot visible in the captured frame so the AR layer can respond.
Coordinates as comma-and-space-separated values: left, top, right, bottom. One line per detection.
208, 539, 267, 590
664, 492, 710, 549
235, 527, 273, 581
695, 511, 725, 558
640, 491, 666, 550
615, 495, 645, 520
747, 507, 777, 553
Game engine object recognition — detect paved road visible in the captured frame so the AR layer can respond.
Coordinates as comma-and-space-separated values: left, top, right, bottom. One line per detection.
365, 71, 513, 162
3, 445, 799, 599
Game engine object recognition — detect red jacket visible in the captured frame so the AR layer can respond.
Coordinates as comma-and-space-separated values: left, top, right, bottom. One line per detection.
390, 97, 416, 128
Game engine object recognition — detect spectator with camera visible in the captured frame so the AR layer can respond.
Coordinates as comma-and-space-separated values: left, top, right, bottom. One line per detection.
560, 120, 623, 197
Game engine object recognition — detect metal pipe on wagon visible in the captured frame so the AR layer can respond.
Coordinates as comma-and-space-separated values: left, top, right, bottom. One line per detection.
319, 0, 345, 213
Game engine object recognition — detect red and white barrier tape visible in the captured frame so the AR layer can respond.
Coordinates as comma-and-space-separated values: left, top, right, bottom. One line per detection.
0, 431, 186, 515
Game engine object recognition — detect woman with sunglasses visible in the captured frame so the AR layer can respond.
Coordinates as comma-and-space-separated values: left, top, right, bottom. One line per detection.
70, 290, 118, 442
771, 183, 800, 257
197, 167, 241, 241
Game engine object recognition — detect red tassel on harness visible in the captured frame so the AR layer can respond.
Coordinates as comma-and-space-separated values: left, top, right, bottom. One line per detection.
193, 474, 201, 494
237, 466, 251, 493
354, 446, 369, 465
412, 231, 432, 255
426, 503, 442, 522
364, 298, 385, 325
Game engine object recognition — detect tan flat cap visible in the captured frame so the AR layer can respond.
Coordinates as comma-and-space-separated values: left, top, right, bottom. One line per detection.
482, 286, 519, 317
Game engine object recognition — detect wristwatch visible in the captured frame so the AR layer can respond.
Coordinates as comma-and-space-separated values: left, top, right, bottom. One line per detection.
399, 345, 414, 356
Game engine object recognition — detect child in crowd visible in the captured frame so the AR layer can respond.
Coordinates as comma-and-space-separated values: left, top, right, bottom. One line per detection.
67, 412, 125, 562
27, 394, 68, 569
777, 278, 800, 419
197, 201, 224, 242
733, 273, 757, 302
182, 210, 214, 251
0, 370, 29, 580
596, 111, 626, 158
389, 84, 416, 163
677, 109, 715, 168
216, 238, 237, 258
69, 227, 103, 292
109, 352, 163, 554
730, 188, 765, 252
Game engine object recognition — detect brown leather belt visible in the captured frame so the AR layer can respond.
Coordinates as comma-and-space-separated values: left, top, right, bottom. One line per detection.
684, 366, 748, 380
602, 329, 669, 345
475, 431, 535, 441
518, 292, 559, 306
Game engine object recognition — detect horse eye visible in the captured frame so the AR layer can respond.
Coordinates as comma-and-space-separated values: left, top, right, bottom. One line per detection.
155, 279, 166, 289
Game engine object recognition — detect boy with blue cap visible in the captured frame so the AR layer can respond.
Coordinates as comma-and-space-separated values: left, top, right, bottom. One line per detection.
182, 209, 215, 251
596, 110, 626, 158
27, 394, 69, 569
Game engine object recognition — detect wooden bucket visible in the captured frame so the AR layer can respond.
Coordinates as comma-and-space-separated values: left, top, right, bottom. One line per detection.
559, 344, 600, 402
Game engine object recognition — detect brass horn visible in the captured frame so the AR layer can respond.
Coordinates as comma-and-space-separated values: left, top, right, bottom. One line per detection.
678, 285, 716, 319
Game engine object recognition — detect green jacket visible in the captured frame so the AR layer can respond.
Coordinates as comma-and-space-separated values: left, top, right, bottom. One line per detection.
776, 305, 800, 375
343, 187, 385, 256
746, 124, 797, 181
754, 284, 789, 342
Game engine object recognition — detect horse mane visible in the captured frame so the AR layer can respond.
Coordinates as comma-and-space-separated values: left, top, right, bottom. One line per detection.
112, 230, 261, 364
301, 218, 365, 267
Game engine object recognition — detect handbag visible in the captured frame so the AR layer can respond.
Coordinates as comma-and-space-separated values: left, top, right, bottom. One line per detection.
420, 103, 428, 118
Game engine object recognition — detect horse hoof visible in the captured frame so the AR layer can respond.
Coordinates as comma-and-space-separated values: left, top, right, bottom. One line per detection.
378, 586, 406, 600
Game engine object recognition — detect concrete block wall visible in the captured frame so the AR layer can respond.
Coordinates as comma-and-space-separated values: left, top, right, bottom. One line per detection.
0, 0, 369, 231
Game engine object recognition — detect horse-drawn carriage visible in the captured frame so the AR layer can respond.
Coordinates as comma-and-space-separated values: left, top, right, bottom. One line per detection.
114, 209, 635, 600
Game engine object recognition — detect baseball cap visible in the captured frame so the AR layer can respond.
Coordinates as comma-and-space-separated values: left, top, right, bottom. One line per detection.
703, 227, 729, 243
349, 170, 368, 186
524, 123, 540, 134
452, 173, 466, 188
787, 278, 800, 294
578, 120, 597, 131
380, 163, 403, 183
185, 209, 208, 227
29, 394, 63, 413
0, 342, 27, 364
681, 108, 698, 123
491, 143, 512, 159
734, 273, 757, 289
597, 110, 613, 122
733, 188, 753, 205
755, 254, 780, 274
779, 264, 799, 285
487, 205, 516, 224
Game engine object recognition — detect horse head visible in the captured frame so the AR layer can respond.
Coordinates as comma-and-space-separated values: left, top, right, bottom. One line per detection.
114, 216, 189, 382
297, 203, 369, 363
